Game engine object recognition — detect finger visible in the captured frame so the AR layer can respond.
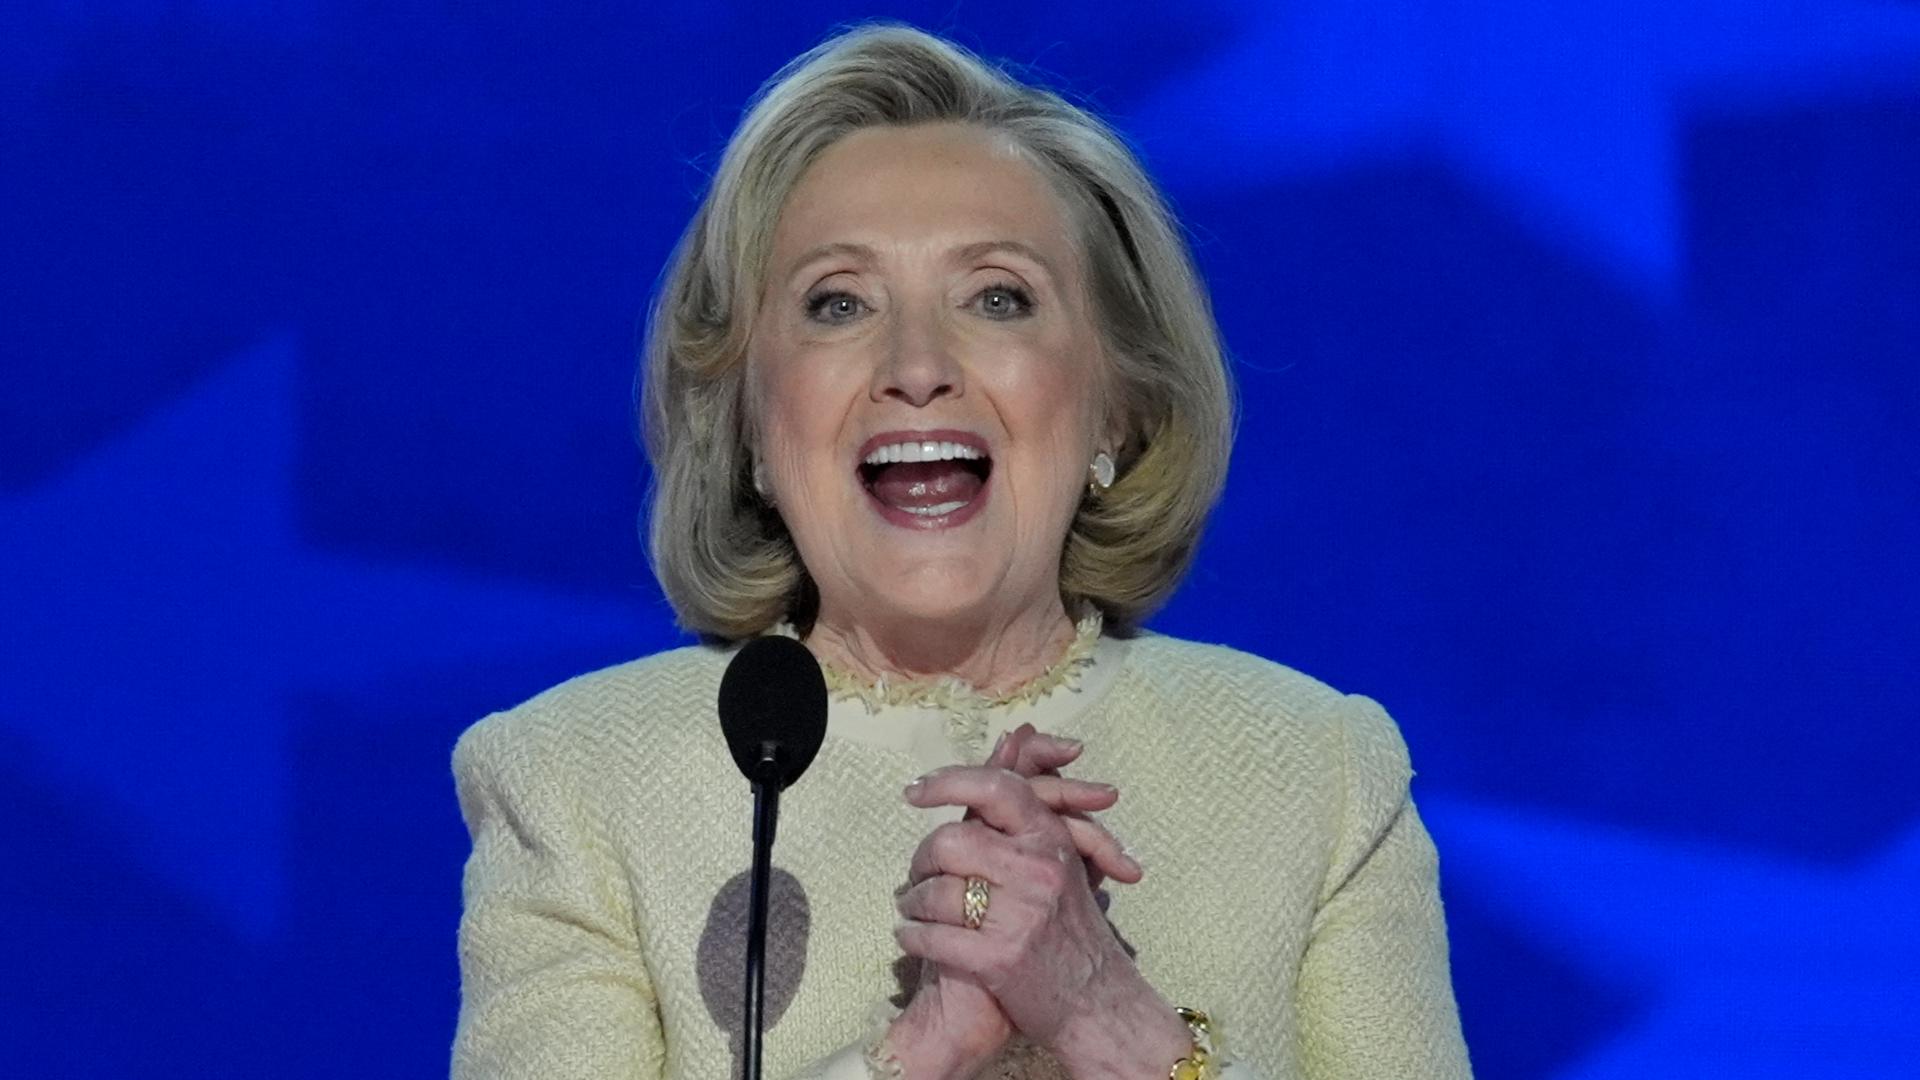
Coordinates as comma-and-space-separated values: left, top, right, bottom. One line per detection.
976, 728, 1056, 829
894, 874, 970, 926
971, 730, 1041, 829
1084, 862, 1108, 894
1007, 730, 1083, 777
1011, 773, 1131, 878
968, 737, 1017, 829
984, 726, 1025, 770
906, 766, 1052, 837
906, 819, 1023, 886
970, 774, 1133, 882
1025, 774, 1119, 814
1059, 813, 1142, 884
894, 919, 990, 976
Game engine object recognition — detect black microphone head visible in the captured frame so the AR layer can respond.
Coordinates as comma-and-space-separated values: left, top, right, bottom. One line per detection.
717, 635, 828, 789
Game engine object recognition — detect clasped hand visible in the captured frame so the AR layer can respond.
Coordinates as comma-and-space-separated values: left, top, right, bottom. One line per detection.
886, 726, 1188, 1078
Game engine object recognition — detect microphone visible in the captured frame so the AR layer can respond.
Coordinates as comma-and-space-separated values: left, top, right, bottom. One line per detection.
719, 636, 828, 788
717, 636, 827, 1080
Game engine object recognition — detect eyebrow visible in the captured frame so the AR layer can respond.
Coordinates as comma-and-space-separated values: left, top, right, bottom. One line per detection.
785, 242, 877, 282
952, 240, 1059, 278
783, 239, 1060, 285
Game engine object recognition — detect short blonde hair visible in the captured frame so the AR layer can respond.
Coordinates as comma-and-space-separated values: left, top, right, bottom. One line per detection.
642, 23, 1234, 640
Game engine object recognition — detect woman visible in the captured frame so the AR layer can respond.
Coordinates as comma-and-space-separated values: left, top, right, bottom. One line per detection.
452, 23, 1472, 1080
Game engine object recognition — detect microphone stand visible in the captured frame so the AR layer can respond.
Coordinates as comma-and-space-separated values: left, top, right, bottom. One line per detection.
743, 744, 780, 1080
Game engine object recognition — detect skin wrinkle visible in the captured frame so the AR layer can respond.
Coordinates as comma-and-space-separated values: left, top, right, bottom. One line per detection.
780, 239, 1067, 294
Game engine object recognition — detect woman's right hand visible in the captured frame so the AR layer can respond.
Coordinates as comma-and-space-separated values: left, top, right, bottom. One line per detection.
884, 726, 1140, 1078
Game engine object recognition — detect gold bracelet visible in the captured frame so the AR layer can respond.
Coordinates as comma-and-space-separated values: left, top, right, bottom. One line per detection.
1168, 1006, 1223, 1080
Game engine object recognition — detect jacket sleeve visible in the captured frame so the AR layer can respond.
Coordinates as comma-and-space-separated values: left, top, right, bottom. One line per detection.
451, 712, 667, 1079
451, 712, 886, 1080
1294, 694, 1474, 1080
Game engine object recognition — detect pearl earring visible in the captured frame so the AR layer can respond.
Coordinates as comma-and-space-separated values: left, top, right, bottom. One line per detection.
1089, 451, 1115, 491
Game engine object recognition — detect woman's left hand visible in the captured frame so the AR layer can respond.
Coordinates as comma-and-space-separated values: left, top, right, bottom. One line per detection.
894, 766, 1194, 1076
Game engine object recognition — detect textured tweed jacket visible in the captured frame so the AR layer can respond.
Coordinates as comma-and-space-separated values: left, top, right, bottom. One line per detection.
450, 632, 1473, 1079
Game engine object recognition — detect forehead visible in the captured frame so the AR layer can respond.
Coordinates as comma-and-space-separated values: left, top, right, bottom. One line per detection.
771, 123, 1080, 263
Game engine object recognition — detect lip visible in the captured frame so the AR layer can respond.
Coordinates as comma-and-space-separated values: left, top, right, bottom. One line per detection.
856, 428, 993, 531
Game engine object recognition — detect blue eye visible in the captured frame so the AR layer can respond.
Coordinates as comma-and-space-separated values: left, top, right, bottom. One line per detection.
975, 282, 1034, 319
805, 291, 866, 324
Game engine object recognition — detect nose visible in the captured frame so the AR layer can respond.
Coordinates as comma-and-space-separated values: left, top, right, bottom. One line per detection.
871, 303, 962, 407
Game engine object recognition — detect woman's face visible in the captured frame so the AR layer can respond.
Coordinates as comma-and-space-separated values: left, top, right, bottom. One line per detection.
748, 122, 1108, 634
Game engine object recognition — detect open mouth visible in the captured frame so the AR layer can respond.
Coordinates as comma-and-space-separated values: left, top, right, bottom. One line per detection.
856, 433, 993, 527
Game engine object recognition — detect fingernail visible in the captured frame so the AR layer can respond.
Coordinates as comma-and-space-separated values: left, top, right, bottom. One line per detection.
989, 732, 1008, 757
1094, 782, 1118, 795
904, 777, 924, 798
1121, 845, 1143, 873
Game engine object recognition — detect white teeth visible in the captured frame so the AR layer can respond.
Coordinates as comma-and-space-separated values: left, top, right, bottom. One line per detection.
904, 501, 967, 516
862, 439, 985, 466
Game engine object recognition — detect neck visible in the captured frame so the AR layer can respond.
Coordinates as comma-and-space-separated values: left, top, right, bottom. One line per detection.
804, 597, 1079, 698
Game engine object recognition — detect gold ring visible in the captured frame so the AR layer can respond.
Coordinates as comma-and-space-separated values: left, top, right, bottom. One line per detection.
962, 876, 991, 929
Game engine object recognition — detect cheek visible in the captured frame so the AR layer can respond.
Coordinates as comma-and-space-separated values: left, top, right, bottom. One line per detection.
1013, 346, 1103, 446
995, 357, 1104, 521
748, 359, 866, 550
751, 350, 835, 458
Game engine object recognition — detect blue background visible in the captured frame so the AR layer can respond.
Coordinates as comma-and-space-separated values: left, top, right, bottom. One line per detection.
4, 2, 1917, 1076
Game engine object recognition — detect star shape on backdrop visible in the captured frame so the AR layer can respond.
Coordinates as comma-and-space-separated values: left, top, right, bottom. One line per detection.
1424, 798, 1920, 1078
1126, 0, 1920, 295
0, 335, 663, 939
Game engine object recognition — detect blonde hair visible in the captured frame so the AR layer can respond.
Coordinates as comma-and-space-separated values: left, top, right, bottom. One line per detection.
642, 23, 1234, 640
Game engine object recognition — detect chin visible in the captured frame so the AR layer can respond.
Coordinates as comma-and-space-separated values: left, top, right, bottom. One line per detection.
857, 561, 1001, 626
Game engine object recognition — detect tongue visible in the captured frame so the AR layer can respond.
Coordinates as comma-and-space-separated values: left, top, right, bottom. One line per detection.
869, 460, 983, 512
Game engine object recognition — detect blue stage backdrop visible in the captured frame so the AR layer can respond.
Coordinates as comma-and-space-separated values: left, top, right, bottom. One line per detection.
4, 3, 1917, 1076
